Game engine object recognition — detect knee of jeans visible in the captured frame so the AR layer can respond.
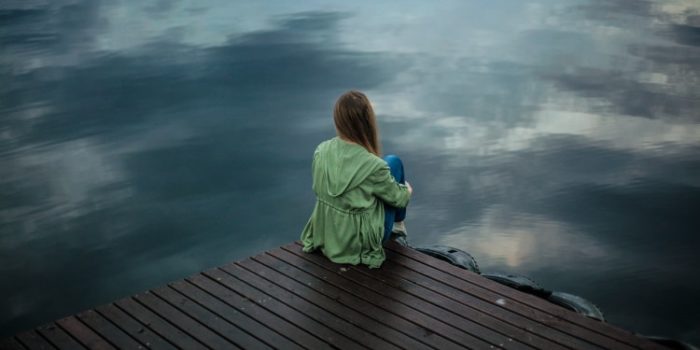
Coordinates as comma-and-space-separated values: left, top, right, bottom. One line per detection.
383, 154, 401, 166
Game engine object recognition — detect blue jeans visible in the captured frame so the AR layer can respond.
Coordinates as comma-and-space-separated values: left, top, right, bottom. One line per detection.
382, 155, 407, 242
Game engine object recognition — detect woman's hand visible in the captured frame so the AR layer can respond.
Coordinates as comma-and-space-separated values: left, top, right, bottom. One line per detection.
405, 181, 413, 195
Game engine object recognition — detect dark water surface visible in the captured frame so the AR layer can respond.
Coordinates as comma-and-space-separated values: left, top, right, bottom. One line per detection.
2, 0, 699, 343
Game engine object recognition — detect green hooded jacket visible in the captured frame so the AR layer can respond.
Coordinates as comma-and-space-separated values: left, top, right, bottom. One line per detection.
300, 137, 411, 268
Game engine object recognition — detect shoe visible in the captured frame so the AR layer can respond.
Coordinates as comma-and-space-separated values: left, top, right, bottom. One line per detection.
391, 221, 407, 236
390, 221, 409, 246
393, 235, 408, 246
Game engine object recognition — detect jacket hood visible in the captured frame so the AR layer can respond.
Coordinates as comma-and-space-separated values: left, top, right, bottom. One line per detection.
314, 138, 383, 197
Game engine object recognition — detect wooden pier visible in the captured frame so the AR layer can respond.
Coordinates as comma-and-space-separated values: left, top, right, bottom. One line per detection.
1, 241, 664, 349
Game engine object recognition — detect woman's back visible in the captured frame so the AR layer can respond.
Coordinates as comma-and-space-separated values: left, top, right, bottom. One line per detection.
312, 137, 386, 211
301, 137, 410, 268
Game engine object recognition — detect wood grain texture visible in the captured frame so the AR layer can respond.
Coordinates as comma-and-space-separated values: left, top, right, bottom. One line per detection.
2, 241, 666, 349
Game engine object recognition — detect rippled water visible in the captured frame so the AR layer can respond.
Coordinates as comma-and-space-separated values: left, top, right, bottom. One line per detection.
1, 0, 699, 343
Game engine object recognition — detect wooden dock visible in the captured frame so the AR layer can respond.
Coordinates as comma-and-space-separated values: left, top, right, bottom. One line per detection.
1, 241, 665, 349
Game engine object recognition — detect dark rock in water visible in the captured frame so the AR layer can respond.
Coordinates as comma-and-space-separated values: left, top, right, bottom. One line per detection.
547, 291, 605, 322
414, 245, 480, 273
481, 273, 605, 322
482, 273, 552, 298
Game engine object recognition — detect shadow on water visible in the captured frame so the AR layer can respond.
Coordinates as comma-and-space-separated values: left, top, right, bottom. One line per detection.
1, 0, 699, 344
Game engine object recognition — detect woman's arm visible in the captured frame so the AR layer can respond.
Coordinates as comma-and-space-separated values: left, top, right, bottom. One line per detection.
368, 165, 411, 208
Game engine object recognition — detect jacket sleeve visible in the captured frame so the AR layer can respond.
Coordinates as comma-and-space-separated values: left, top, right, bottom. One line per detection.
310, 145, 322, 192
367, 165, 410, 208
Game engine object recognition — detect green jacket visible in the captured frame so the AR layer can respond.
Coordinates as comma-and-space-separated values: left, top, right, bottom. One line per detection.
300, 137, 411, 268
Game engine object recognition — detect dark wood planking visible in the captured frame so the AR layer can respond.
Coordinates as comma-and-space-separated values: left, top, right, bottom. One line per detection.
151, 285, 260, 349
185, 273, 316, 350
232, 258, 433, 350
8, 240, 665, 350
379, 258, 597, 350
254, 251, 494, 348
14, 331, 54, 350
290, 240, 662, 350
282, 244, 563, 350
94, 303, 176, 350
219, 262, 401, 350
387, 253, 634, 350
55, 316, 114, 350
114, 297, 206, 350
132, 291, 235, 349
169, 279, 293, 350
75, 310, 144, 349
0, 337, 26, 350
202, 267, 365, 350
380, 245, 634, 349
251, 253, 482, 350
383, 246, 641, 350
381, 255, 607, 350
35, 324, 85, 350
385, 242, 662, 350
354, 259, 572, 350
269, 247, 524, 350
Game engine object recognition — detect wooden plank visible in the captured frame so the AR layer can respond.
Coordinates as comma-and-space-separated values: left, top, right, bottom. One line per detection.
382, 246, 631, 349
0, 337, 26, 350
55, 316, 115, 350
151, 285, 261, 349
35, 324, 85, 350
115, 297, 206, 350
218, 262, 400, 350
380, 257, 596, 350
372, 245, 600, 349
384, 242, 662, 350
283, 244, 564, 350
250, 252, 478, 350
201, 267, 365, 350
132, 291, 235, 349
232, 258, 433, 350
287, 243, 640, 349
94, 303, 176, 350
9, 240, 664, 350
266, 249, 504, 349
185, 273, 315, 350
168, 279, 290, 350
382, 248, 622, 349
75, 309, 144, 349
14, 331, 53, 350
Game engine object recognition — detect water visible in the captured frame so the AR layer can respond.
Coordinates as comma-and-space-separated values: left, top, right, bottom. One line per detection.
1, 0, 699, 343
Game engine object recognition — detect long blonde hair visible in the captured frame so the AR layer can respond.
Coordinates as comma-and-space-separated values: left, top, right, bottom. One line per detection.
333, 90, 381, 156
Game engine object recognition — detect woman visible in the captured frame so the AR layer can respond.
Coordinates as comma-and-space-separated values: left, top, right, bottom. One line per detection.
300, 90, 413, 269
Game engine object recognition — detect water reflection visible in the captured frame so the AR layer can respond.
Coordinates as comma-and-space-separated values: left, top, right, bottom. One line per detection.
441, 207, 610, 268
1, 0, 699, 344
